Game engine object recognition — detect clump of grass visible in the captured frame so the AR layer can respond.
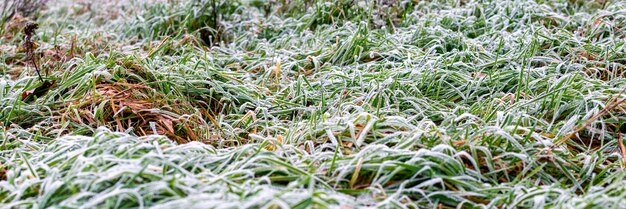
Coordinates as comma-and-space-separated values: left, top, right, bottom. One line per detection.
118, 0, 242, 47
60, 82, 208, 143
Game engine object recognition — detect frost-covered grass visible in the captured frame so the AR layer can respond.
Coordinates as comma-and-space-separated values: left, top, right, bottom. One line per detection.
2, 0, 626, 208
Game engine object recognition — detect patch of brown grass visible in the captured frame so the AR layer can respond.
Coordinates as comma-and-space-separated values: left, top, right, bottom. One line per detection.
2, 14, 29, 40
0, 162, 6, 181
59, 82, 209, 143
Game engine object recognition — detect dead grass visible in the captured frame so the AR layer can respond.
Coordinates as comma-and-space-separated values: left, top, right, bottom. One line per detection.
2, 14, 29, 40
59, 82, 208, 143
